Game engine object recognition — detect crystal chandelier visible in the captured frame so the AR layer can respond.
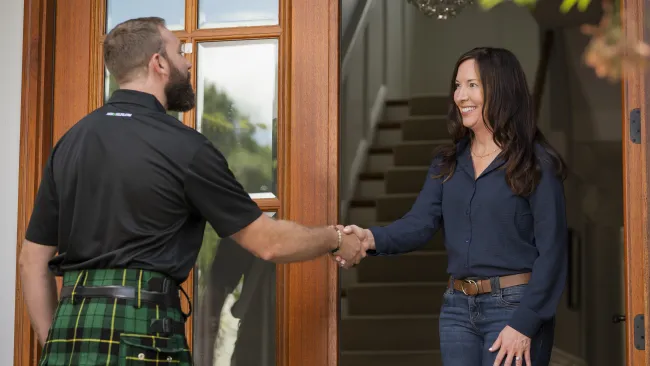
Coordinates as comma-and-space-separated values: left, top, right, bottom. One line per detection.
407, 0, 474, 20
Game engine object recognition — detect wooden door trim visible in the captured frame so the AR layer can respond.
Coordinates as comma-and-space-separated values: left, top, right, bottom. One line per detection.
621, 0, 650, 362
281, 0, 340, 365
14, 0, 56, 365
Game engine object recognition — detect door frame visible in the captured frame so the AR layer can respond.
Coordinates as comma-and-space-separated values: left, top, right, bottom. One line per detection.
621, 0, 650, 363
13, 0, 340, 365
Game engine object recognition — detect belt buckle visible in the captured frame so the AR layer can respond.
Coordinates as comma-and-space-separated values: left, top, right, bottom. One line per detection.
461, 279, 479, 296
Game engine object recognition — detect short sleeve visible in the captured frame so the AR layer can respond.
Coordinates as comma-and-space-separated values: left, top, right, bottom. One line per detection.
25, 155, 59, 246
184, 140, 263, 238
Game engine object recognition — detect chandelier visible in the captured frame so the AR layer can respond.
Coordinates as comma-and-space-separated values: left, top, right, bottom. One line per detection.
407, 0, 474, 19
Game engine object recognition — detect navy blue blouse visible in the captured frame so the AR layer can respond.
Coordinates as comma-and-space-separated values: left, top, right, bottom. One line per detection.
368, 138, 568, 338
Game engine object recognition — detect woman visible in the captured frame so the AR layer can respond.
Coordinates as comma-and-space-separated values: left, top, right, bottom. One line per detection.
338, 47, 568, 366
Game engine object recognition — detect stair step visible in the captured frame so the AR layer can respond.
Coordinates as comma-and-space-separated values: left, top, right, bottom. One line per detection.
394, 140, 450, 166
340, 350, 443, 366
357, 251, 448, 283
348, 205, 376, 225
383, 101, 410, 121
359, 171, 385, 180
340, 315, 440, 351
376, 193, 417, 222
356, 179, 385, 198
375, 123, 402, 146
402, 116, 450, 141
346, 282, 447, 315
385, 166, 430, 194
409, 95, 449, 116
366, 151, 393, 172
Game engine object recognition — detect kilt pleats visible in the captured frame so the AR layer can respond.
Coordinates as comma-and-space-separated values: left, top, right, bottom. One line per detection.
39, 269, 192, 366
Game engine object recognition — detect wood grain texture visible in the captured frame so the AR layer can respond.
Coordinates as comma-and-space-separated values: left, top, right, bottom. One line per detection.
52, 0, 92, 142
14, 0, 55, 365
282, 0, 340, 366
621, 0, 649, 362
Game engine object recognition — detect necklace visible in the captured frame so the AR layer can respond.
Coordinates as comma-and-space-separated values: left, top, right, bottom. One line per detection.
471, 146, 499, 158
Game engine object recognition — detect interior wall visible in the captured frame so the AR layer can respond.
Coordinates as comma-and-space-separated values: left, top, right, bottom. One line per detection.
408, 2, 540, 96
340, 0, 411, 220
552, 27, 624, 365
0, 0, 23, 363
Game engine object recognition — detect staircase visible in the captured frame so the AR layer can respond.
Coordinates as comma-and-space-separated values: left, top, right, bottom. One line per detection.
340, 95, 451, 366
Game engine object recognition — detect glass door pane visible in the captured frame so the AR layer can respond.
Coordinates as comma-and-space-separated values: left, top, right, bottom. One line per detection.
105, 0, 186, 32
195, 39, 279, 198
198, 0, 279, 29
194, 212, 276, 366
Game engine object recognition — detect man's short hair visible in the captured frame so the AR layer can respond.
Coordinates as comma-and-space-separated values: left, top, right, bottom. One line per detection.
103, 17, 167, 84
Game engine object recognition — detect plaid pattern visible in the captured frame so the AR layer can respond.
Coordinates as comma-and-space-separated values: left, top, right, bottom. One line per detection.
39, 269, 192, 365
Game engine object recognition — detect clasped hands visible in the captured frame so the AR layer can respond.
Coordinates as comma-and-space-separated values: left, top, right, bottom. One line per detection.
330, 225, 374, 269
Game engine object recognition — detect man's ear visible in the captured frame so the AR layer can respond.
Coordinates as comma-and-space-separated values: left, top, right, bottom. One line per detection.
150, 53, 169, 77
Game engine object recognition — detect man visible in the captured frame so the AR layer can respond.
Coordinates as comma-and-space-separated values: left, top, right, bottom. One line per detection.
19, 17, 363, 365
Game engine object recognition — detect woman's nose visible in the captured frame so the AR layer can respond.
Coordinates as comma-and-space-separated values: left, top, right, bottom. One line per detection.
455, 87, 467, 102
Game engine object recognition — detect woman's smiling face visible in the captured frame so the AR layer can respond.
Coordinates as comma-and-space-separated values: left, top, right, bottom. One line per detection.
454, 58, 486, 131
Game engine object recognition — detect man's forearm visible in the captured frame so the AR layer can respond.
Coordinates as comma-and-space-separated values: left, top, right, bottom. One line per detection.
262, 220, 338, 263
21, 264, 58, 345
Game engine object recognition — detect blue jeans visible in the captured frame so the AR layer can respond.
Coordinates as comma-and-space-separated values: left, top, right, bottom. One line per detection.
439, 281, 555, 366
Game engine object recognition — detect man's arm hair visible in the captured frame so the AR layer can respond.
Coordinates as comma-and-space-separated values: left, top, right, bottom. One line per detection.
230, 214, 339, 263
19, 240, 58, 345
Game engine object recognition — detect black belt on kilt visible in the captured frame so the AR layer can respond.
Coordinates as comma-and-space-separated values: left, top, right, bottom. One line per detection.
59, 285, 183, 309
59, 283, 188, 336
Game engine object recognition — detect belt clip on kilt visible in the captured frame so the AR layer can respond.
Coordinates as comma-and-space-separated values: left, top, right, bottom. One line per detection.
39, 269, 193, 366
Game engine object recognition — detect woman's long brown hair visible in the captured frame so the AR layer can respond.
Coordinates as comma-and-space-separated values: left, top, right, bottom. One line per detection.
433, 47, 566, 196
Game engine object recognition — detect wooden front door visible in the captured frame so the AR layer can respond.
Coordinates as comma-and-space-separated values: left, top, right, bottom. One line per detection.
622, 0, 650, 363
14, 0, 339, 365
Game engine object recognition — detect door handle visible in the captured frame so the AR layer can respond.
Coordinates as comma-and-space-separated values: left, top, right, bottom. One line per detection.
613, 315, 626, 323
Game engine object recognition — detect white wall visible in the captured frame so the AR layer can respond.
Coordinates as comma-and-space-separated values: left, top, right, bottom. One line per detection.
340, 0, 410, 220
409, 2, 540, 96
0, 0, 22, 363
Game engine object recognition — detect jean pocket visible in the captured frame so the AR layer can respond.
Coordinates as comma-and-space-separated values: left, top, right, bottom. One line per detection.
118, 333, 190, 365
497, 284, 527, 308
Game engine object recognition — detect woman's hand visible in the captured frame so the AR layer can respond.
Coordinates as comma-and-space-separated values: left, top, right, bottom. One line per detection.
489, 325, 531, 366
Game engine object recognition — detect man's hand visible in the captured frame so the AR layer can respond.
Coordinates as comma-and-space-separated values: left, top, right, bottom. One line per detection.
331, 226, 364, 269
331, 225, 374, 268
489, 325, 532, 366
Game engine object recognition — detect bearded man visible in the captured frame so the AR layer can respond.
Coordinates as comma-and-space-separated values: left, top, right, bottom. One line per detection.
19, 17, 364, 365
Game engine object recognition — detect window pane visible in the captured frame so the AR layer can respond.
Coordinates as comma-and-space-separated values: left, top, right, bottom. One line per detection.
196, 40, 278, 197
198, 0, 279, 29
106, 0, 185, 33
194, 212, 276, 366
104, 69, 182, 120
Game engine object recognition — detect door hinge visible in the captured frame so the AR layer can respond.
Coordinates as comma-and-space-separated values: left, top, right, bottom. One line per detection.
630, 108, 641, 144
634, 314, 645, 350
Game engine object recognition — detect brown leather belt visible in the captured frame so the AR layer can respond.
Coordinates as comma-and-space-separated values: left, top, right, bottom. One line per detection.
450, 273, 531, 296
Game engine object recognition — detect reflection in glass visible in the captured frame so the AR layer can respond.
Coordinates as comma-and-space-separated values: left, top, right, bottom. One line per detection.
104, 69, 182, 121
196, 40, 278, 197
105, 0, 185, 33
198, 0, 279, 29
194, 212, 276, 366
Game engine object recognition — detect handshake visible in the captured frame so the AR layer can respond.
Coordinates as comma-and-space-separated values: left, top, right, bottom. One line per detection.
329, 225, 375, 269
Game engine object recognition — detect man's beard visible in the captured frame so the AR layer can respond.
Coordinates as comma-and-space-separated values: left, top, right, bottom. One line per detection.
165, 64, 195, 112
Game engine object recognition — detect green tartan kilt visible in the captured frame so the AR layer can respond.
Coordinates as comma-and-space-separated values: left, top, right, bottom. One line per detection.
39, 269, 192, 366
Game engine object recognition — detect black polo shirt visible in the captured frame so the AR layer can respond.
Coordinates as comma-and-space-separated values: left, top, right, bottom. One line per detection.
25, 89, 263, 283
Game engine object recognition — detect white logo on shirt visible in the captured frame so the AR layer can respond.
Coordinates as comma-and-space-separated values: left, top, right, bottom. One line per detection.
106, 112, 132, 117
